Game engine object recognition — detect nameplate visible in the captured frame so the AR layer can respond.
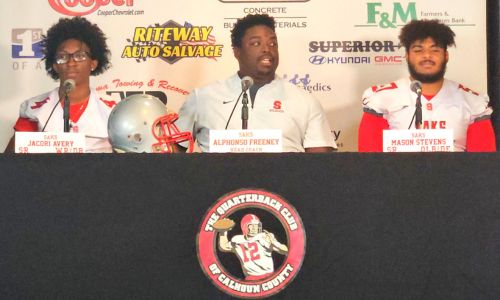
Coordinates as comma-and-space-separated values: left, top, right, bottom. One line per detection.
383, 129, 453, 152
209, 129, 283, 153
15, 132, 86, 153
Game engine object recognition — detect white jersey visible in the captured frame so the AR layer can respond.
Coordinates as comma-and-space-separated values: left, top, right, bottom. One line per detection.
362, 77, 492, 151
231, 233, 275, 277
19, 88, 117, 153
176, 73, 335, 152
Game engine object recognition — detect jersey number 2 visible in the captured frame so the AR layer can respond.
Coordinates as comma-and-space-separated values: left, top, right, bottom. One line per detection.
239, 242, 260, 262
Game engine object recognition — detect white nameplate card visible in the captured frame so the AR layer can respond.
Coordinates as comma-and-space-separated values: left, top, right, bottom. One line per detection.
383, 129, 453, 152
209, 129, 283, 153
15, 132, 86, 153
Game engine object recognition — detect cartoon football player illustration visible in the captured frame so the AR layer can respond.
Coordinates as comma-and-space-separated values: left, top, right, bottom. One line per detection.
216, 214, 288, 281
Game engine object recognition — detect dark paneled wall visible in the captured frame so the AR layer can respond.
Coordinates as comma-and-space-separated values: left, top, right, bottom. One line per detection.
1, 154, 499, 299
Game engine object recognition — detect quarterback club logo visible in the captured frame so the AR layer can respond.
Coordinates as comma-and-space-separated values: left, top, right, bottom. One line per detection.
197, 189, 305, 298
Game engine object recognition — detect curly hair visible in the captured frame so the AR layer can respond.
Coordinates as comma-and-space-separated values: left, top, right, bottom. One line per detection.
43, 17, 111, 80
231, 14, 275, 48
399, 19, 456, 51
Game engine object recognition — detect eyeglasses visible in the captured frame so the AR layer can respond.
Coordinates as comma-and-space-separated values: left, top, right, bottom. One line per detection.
55, 50, 90, 64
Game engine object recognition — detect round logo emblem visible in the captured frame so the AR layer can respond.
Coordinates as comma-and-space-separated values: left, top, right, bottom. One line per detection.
197, 189, 306, 298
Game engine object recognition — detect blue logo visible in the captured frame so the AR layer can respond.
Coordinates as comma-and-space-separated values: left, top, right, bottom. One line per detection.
12, 28, 44, 59
283, 73, 332, 93
309, 55, 327, 65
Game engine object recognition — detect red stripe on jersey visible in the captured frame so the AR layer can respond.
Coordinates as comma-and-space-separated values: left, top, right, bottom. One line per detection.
14, 117, 38, 132
371, 82, 398, 93
100, 98, 117, 108
458, 84, 480, 96
466, 119, 496, 152
358, 112, 389, 152
30, 97, 50, 109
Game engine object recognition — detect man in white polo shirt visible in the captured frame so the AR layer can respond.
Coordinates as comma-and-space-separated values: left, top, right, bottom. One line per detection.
176, 14, 335, 153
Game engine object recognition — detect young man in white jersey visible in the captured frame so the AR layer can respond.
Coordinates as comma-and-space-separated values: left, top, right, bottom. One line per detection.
176, 14, 335, 152
358, 19, 495, 152
5, 17, 116, 153
218, 214, 288, 281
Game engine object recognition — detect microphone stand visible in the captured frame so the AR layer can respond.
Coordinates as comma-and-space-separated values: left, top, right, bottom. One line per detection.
241, 91, 249, 130
415, 93, 422, 129
225, 91, 244, 130
225, 76, 253, 130
63, 91, 70, 132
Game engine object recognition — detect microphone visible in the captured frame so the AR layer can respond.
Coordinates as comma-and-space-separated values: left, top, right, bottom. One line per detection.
409, 80, 423, 129
240, 76, 253, 130
40, 79, 77, 132
410, 80, 422, 95
241, 76, 254, 92
225, 76, 254, 130
63, 79, 76, 94
62, 79, 75, 132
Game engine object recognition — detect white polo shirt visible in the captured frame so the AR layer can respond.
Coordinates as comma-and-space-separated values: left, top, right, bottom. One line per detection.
177, 74, 335, 152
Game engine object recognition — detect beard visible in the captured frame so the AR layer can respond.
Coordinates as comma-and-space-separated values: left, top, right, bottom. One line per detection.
407, 60, 447, 83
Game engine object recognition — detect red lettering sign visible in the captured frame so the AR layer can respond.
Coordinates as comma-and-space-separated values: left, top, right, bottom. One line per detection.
48, 0, 134, 16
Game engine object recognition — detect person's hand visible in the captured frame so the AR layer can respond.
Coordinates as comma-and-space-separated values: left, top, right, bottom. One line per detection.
263, 230, 275, 244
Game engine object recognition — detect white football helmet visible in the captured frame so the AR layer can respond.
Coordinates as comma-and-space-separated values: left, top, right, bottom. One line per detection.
107, 94, 193, 153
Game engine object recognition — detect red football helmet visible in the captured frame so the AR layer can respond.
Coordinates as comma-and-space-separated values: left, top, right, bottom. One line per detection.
241, 214, 262, 237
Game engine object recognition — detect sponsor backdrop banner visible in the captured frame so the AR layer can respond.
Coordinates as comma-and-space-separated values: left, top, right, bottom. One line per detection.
0, 0, 487, 152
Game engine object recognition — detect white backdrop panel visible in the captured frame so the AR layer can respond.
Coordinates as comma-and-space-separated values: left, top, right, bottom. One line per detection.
0, 0, 487, 152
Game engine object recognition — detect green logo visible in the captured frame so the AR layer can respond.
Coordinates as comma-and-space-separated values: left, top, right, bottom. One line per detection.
359, 2, 417, 28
